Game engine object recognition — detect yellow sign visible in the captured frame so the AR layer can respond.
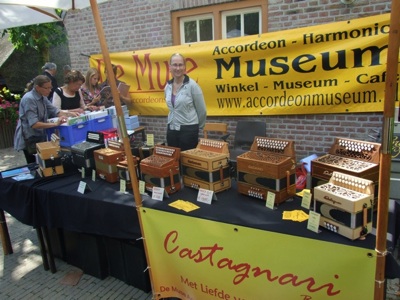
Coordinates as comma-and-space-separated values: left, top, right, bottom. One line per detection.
141, 208, 376, 300
90, 13, 397, 117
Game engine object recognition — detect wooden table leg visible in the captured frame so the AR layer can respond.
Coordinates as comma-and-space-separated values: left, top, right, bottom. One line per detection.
42, 226, 57, 273
36, 226, 57, 273
36, 227, 50, 271
0, 209, 13, 255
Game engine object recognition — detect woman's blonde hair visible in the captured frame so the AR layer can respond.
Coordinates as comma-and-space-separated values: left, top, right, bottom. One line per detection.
85, 68, 100, 93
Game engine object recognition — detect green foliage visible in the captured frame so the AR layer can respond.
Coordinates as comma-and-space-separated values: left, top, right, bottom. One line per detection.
1, 13, 67, 66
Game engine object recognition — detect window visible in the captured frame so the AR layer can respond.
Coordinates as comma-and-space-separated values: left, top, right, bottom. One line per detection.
171, 0, 267, 45
222, 8, 261, 39
180, 15, 214, 44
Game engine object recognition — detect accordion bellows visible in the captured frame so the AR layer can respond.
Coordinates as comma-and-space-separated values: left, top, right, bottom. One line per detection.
94, 148, 124, 183
140, 145, 181, 194
236, 137, 296, 204
181, 138, 231, 193
313, 171, 374, 240
312, 137, 380, 182
36, 141, 64, 177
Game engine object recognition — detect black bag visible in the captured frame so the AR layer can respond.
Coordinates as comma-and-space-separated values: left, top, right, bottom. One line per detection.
24, 136, 45, 155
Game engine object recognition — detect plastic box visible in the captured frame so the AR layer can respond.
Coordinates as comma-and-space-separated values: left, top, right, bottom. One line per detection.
88, 115, 113, 132
47, 121, 90, 147
125, 115, 140, 130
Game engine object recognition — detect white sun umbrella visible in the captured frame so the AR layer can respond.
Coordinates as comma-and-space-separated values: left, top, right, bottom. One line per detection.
0, 0, 108, 10
0, 5, 62, 30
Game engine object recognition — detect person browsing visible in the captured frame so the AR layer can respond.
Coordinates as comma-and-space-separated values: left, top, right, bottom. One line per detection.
52, 70, 86, 114
99, 64, 132, 108
81, 67, 101, 110
14, 75, 80, 163
164, 53, 207, 151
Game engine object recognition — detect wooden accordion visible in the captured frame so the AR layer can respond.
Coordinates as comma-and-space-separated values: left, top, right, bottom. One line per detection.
313, 171, 374, 240
236, 137, 296, 205
94, 148, 125, 183
140, 145, 181, 194
311, 137, 380, 200
181, 138, 230, 193
36, 140, 64, 177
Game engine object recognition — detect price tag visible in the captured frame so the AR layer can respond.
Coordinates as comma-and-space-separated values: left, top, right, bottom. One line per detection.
197, 188, 214, 204
307, 211, 321, 233
265, 191, 276, 210
152, 186, 165, 201
301, 190, 312, 210
78, 181, 87, 194
139, 180, 146, 194
147, 134, 154, 146
120, 179, 127, 194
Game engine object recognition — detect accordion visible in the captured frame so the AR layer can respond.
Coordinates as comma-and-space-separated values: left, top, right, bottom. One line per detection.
237, 137, 296, 205
313, 171, 374, 240
140, 145, 181, 194
71, 131, 105, 172
36, 140, 64, 177
94, 148, 125, 183
311, 137, 380, 201
181, 138, 230, 193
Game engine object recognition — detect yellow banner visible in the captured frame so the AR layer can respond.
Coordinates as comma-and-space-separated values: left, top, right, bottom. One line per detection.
141, 208, 376, 300
90, 13, 397, 116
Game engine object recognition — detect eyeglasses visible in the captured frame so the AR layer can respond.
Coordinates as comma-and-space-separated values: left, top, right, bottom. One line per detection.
170, 63, 185, 68
39, 86, 52, 90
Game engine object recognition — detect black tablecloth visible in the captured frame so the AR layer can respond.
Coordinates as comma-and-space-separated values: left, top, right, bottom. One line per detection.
0, 167, 144, 240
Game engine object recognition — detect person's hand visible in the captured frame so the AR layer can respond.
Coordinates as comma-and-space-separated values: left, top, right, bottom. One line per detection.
92, 95, 101, 104
68, 111, 81, 117
57, 116, 67, 126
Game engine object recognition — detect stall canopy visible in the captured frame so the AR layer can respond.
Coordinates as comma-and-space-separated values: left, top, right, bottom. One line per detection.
0, 4, 62, 30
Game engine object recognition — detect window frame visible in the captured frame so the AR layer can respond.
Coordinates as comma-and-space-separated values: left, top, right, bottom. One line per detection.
221, 7, 262, 39
171, 0, 267, 45
180, 14, 214, 44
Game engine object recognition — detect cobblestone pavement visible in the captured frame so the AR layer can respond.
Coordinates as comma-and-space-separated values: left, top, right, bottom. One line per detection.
0, 147, 153, 299
1, 146, 400, 299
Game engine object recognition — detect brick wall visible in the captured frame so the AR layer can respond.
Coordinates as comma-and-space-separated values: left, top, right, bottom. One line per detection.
64, 0, 391, 160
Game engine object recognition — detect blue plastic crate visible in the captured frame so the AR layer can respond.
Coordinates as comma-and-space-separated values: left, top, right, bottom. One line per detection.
47, 121, 90, 147
88, 115, 113, 132
126, 122, 140, 130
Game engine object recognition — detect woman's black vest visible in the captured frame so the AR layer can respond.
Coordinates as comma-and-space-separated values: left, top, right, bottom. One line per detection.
54, 88, 81, 110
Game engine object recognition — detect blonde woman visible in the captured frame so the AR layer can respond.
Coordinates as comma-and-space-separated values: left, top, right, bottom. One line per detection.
81, 67, 101, 109
165, 53, 207, 151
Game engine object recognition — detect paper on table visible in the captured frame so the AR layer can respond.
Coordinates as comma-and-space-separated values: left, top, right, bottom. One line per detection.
282, 210, 309, 222
169, 200, 200, 212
